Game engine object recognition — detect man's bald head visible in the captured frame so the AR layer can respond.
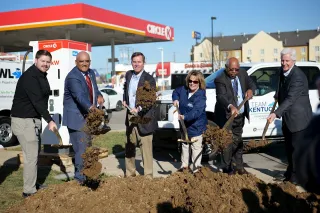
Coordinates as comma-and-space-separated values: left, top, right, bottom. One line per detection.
75, 51, 91, 72
225, 57, 240, 79
226, 57, 239, 68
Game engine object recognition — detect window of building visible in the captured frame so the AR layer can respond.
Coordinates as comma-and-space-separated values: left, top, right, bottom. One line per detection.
260, 49, 265, 55
301, 57, 305, 61
316, 56, 320, 62
223, 52, 228, 59
274, 48, 278, 54
301, 47, 306, 54
200, 53, 202, 58
260, 59, 264, 62
316, 46, 320, 52
274, 58, 278, 62
235, 51, 240, 58
248, 49, 252, 55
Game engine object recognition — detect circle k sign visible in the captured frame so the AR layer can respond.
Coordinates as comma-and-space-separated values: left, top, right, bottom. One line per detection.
146, 24, 173, 40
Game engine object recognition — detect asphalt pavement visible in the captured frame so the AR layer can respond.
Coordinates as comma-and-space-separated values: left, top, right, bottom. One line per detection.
108, 109, 126, 131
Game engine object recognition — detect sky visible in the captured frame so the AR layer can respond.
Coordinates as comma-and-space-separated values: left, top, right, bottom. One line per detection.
1, 0, 320, 74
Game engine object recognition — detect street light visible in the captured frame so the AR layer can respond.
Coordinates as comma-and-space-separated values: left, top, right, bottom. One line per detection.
211, 16, 217, 72
158, 47, 164, 90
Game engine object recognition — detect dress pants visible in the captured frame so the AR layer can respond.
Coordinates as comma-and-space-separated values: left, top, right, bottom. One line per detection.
125, 114, 153, 178
221, 114, 245, 172
282, 123, 306, 180
11, 117, 41, 194
68, 128, 90, 183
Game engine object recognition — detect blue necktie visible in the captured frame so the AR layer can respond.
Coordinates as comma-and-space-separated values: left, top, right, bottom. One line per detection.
232, 78, 238, 101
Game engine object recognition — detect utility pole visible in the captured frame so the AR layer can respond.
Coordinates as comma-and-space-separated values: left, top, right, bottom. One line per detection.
211, 17, 217, 72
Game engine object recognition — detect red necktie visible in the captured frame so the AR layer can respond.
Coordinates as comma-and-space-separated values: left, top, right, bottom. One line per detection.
85, 74, 93, 104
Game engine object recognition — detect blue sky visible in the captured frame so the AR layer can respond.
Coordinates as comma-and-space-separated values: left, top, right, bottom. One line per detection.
1, 0, 320, 73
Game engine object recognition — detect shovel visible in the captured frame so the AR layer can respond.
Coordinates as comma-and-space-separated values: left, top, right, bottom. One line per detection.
97, 105, 111, 134
125, 105, 151, 124
51, 127, 71, 148
243, 100, 277, 152
261, 100, 278, 141
175, 106, 198, 143
223, 96, 250, 130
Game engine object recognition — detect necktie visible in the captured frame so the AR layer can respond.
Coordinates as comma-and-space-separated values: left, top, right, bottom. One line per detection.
232, 78, 238, 101
85, 73, 93, 104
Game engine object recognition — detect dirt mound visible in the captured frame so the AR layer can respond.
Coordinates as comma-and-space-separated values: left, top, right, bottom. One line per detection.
7, 167, 320, 213
82, 147, 102, 180
203, 125, 233, 153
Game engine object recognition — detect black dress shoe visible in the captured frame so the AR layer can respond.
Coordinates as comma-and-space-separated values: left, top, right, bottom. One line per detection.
22, 192, 35, 198
236, 168, 249, 175
222, 168, 233, 174
289, 175, 298, 185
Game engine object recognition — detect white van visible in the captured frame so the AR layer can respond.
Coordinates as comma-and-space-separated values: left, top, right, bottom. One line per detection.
155, 62, 320, 142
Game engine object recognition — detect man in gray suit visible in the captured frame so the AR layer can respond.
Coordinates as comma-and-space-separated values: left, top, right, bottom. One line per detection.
267, 48, 312, 184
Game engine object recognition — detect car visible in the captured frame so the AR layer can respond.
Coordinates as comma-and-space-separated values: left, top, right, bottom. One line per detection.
99, 88, 123, 111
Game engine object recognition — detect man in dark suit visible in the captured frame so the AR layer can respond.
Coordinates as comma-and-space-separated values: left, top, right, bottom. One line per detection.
63, 51, 104, 184
123, 52, 157, 178
267, 48, 312, 184
214, 57, 256, 175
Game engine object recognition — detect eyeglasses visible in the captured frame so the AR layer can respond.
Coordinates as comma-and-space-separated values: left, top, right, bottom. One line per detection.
188, 80, 199, 84
78, 60, 91, 63
228, 68, 239, 72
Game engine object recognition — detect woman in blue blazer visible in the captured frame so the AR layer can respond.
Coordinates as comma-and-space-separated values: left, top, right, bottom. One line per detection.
172, 70, 207, 172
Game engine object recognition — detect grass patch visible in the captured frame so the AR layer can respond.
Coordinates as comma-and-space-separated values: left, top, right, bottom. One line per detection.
92, 131, 126, 154
0, 166, 65, 212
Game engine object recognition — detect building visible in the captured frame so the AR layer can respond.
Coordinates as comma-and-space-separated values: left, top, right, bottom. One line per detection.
192, 28, 320, 66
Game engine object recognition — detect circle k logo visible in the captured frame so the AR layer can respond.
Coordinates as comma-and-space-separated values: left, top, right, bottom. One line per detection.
42, 43, 57, 49
147, 24, 172, 40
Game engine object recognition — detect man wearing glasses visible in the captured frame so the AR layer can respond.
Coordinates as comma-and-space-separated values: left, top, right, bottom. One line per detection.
63, 51, 104, 184
214, 57, 256, 175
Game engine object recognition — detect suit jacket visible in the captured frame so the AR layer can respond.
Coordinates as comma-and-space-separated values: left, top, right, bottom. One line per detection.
63, 66, 102, 131
214, 68, 256, 128
172, 86, 207, 137
274, 65, 312, 132
123, 70, 158, 135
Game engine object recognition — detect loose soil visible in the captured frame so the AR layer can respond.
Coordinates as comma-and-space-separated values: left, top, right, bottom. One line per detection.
81, 147, 102, 180
6, 167, 320, 213
244, 139, 271, 153
203, 125, 233, 153
83, 109, 109, 136
129, 81, 157, 124
136, 81, 157, 109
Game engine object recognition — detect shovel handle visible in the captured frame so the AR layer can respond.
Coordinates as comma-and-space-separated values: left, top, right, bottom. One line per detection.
125, 105, 138, 116
175, 105, 190, 141
262, 100, 278, 140
223, 96, 249, 130
53, 127, 63, 146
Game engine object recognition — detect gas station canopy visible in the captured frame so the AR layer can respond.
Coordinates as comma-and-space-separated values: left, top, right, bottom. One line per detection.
0, 3, 174, 52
